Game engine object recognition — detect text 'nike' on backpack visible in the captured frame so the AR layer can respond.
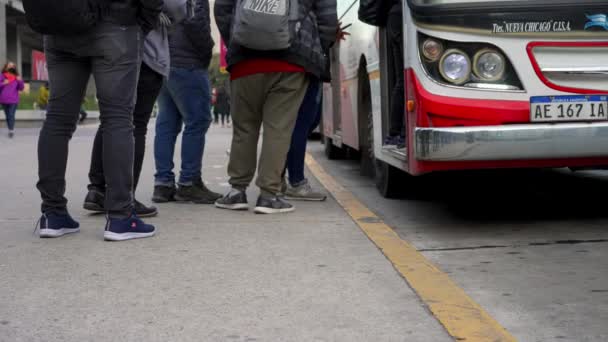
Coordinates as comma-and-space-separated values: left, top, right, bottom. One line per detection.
232, 0, 300, 51
23, 0, 109, 35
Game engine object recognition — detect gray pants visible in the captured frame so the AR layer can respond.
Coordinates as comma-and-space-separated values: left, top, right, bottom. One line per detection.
228, 72, 309, 195
37, 22, 142, 218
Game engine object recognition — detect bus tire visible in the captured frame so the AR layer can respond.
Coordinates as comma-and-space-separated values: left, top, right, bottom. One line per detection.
375, 160, 403, 198
324, 136, 345, 160
358, 60, 375, 177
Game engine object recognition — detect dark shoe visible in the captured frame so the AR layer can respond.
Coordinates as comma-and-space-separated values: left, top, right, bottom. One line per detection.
104, 213, 156, 241
254, 195, 295, 214
83, 188, 105, 212
134, 200, 158, 218
38, 212, 80, 238
215, 189, 249, 210
152, 185, 176, 203
8, 130, 14, 139
175, 181, 222, 204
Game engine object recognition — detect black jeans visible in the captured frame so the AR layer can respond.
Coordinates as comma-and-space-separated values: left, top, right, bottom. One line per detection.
88, 63, 163, 194
388, 9, 405, 137
37, 22, 142, 218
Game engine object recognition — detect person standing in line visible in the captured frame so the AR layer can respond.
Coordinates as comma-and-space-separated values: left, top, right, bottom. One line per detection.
214, 0, 338, 214
84, 0, 190, 218
35, 0, 162, 241
283, 80, 327, 201
384, 0, 405, 147
152, 0, 222, 204
283, 25, 347, 201
0, 62, 25, 138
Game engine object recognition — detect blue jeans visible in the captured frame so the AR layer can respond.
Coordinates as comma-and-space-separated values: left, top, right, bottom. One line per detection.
286, 80, 322, 186
154, 67, 212, 186
2, 104, 17, 131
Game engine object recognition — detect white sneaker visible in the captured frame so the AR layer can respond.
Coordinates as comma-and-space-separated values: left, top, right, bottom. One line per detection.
285, 180, 327, 201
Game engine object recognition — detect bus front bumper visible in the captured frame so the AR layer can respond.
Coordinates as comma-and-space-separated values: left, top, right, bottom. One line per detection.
415, 122, 608, 161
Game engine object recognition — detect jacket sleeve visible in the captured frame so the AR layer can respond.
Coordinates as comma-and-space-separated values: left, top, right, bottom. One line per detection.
313, 0, 338, 52
214, 0, 236, 44
17, 79, 24, 91
183, 0, 215, 58
137, 0, 164, 34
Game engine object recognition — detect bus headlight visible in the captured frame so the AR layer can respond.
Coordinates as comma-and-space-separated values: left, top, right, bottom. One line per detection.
421, 39, 444, 62
439, 49, 471, 85
473, 49, 506, 81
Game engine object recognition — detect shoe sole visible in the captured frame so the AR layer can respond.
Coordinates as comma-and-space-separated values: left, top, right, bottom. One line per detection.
174, 196, 221, 204
215, 202, 249, 210
151, 197, 174, 203
40, 228, 80, 238
284, 195, 327, 202
104, 231, 156, 241
83, 202, 105, 212
253, 206, 295, 214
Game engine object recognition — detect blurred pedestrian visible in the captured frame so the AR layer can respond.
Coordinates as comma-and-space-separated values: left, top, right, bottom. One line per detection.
213, 81, 230, 127
34, 0, 162, 241
37, 82, 49, 110
153, 0, 221, 204
214, 0, 338, 214
85, 0, 190, 217
0, 62, 25, 138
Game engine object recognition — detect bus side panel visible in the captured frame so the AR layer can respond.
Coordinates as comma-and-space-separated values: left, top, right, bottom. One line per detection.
322, 82, 334, 138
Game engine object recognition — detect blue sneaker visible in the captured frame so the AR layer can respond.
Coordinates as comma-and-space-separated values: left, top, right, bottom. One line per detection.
38, 213, 80, 238
104, 213, 156, 241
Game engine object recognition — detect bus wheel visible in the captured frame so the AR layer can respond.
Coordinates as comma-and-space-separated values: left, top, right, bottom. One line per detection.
323, 136, 345, 160
375, 160, 403, 198
358, 62, 375, 177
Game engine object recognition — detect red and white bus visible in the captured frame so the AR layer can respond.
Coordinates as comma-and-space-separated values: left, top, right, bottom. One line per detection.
321, 0, 608, 197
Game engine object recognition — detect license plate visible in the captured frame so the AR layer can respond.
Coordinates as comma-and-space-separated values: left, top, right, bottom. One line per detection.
531, 95, 608, 122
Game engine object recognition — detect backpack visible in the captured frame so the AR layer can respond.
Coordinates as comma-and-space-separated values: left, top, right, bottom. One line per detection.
23, 0, 108, 35
232, 0, 300, 51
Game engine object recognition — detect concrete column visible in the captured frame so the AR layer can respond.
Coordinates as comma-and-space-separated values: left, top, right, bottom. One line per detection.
15, 25, 22, 74
0, 5, 7, 66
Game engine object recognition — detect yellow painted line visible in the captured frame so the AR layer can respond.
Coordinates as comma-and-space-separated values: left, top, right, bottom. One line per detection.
305, 154, 517, 342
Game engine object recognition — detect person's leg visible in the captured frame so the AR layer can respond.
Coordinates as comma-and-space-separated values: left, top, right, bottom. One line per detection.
5, 104, 17, 132
90, 25, 141, 219
133, 63, 163, 191
168, 68, 213, 186
257, 72, 309, 197
388, 10, 405, 140
227, 74, 266, 191
88, 128, 106, 192
37, 47, 91, 216
286, 80, 321, 186
154, 81, 182, 188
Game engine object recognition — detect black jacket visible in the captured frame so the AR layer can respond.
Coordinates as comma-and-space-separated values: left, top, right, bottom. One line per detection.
169, 0, 215, 69
215, 0, 338, 78
104, 0, 163, 34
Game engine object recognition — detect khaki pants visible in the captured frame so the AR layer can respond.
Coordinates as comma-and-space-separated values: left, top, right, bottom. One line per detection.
228, 72, 309, 195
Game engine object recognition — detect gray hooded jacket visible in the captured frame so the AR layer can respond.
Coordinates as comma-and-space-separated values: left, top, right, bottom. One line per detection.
143, 0, 190, 77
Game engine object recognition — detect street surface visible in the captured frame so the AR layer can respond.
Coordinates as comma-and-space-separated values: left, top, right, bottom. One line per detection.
0, 124, 607, 341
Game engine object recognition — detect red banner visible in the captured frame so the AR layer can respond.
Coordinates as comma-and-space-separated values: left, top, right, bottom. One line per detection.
220, 39, 228, 74
31, 50, 48, 81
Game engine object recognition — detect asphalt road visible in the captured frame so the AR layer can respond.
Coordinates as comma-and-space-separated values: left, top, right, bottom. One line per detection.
310, 143, 608, 342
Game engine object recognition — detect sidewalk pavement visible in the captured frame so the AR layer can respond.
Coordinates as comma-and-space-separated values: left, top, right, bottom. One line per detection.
0, 123, 450, 342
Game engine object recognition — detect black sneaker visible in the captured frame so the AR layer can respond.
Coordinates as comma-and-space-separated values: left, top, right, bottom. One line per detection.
175, 181, 222, 204
38, 212, 80, 238
215, 189, 249, 210
152, 185, 176, 203
104, 213, 156, 241
83, 188, 105, 212
134, 200, 158, 218
254, 195, 295, 214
